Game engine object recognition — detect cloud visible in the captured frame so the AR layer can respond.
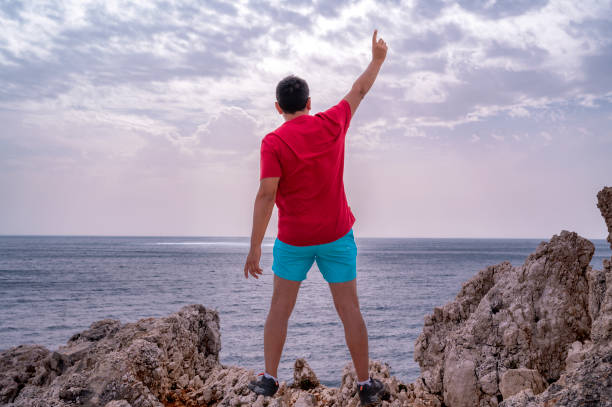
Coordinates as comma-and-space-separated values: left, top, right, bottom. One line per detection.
0, 0, 611, 237
456, 0, 550, 19
539, 131, 553, 141
194, 106, 260, 153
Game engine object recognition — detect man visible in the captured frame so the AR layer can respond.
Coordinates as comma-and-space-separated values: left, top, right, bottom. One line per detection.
244, 30, 388, 406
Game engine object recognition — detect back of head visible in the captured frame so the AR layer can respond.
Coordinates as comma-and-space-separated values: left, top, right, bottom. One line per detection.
276, 75, 309, 114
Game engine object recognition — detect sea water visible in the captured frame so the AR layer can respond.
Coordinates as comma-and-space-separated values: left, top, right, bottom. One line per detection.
0, 235, 609, 387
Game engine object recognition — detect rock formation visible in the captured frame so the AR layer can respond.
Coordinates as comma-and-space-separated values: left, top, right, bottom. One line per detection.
1, 305, 221, 406
414, 187, 612, 407
0, 306, 439, 407
1, 186, 611, 407
498, 187, 612, 407
414, 231, 595, 407
598, 187, 612, 249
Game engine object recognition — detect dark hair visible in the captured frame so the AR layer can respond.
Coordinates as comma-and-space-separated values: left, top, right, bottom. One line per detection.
276, 75, 309, 114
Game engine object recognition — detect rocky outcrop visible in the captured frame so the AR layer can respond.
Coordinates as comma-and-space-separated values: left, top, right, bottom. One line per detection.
414, 187, 612, 407
1, 305, 221, 406
2, 187, 611, 407
291, 358, 320, 390
498, 186, 612, 407
414, 231, 594, 407
597, 186, 612, 250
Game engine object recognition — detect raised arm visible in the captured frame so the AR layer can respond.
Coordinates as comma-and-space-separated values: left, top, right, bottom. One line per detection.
343, 29, 388, 116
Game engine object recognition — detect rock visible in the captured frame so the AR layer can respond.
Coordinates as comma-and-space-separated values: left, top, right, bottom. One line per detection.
564, 340, 592, 372
499, 342, 612, 407
292, 357, 320, 390
499, 369, 547, 399
499, 187, 612, 407
334, 359, 440, 407
588, 266, 608, 323
68, 319, 121, 343
104, 401, 131, 407
591, 260, 612, 345
0, 345, 50, 403
415, 231, 595, 406
294, 392, 316, 407
1, 304, 220, 406
597, 186, 612, 249
443, 356, 479, 407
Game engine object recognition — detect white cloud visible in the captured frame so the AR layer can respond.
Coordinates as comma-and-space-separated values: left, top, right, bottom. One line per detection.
539, 131, 553, 141
194, 106, 260, 153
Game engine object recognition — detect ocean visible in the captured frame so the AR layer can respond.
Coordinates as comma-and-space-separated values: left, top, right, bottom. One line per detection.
0, 235, 609, 388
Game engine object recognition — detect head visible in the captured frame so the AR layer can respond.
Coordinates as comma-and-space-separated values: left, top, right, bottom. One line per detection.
275, 75, 311, 117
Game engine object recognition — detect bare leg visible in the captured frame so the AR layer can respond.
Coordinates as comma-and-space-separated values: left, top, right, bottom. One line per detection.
329, 278, 369, 381
264, 274, 301, 378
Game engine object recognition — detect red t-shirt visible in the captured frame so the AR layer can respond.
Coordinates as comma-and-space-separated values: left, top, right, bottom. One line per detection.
260, 99, 356, 246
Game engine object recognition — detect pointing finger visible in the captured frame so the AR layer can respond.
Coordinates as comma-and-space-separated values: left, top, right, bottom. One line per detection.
372, 29, 377, 46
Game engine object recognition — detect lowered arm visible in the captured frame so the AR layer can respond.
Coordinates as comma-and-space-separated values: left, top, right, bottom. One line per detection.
244, 177, 280, 279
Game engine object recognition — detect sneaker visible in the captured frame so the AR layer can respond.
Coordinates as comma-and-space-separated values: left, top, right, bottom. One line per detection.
357, 377, 388, 406
247, 372, 279, 397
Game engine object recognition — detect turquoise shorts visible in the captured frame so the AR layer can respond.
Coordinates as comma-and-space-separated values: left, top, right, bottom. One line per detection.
272, 229, 357, 283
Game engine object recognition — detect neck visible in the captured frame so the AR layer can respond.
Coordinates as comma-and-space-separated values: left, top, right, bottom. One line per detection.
282, 110, 309, 122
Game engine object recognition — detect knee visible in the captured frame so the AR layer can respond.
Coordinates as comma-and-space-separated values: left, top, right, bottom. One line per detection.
334, 301, 361, 322
269, 296, 296, 320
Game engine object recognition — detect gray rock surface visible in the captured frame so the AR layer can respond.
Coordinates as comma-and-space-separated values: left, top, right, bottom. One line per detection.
499, 369, 547, 399
597, 186, 612, 249
499, 188, 612, 406
415, 231, 594, 407
291, 358, 320, 390
1, 305, 220, 406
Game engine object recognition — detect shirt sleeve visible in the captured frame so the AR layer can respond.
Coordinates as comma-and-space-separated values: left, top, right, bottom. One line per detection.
260, 135, 282, 180
315, 99, 352, 136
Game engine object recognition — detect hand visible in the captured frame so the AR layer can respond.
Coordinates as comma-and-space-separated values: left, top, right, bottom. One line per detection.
244, 246, 263, 279
372, 29, 387, 62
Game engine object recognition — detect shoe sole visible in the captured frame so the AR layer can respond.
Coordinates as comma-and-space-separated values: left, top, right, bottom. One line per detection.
359, 383, 391, 406
248, 382, 277, 397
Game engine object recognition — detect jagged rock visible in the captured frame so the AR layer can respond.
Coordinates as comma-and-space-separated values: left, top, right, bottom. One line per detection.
294, 392, 316, 407
498, 187, 612, 407
563, 340, 593, 372
292, 357, 320, 390
499, 341, 612, 407
591, 260, 612, 345
597, 186, 612, 249
588, 266, 608, 323
415, 230, 595, 407
334, 359, 440, 407
499, 369, 547, 399
104, 401, 131, 407
1, 304, 220, 406
0, 345, 50, 403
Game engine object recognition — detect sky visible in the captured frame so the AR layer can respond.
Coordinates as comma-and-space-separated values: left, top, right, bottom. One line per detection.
0, 0, 611, 239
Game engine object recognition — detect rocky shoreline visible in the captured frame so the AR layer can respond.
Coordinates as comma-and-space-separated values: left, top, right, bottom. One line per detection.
1, 187, 611, 407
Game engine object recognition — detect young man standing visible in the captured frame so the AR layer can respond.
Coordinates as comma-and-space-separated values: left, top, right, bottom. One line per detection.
244, 30, 388, 406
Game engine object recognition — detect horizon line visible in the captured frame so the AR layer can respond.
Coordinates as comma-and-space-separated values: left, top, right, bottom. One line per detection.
0, 233, 608, 241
